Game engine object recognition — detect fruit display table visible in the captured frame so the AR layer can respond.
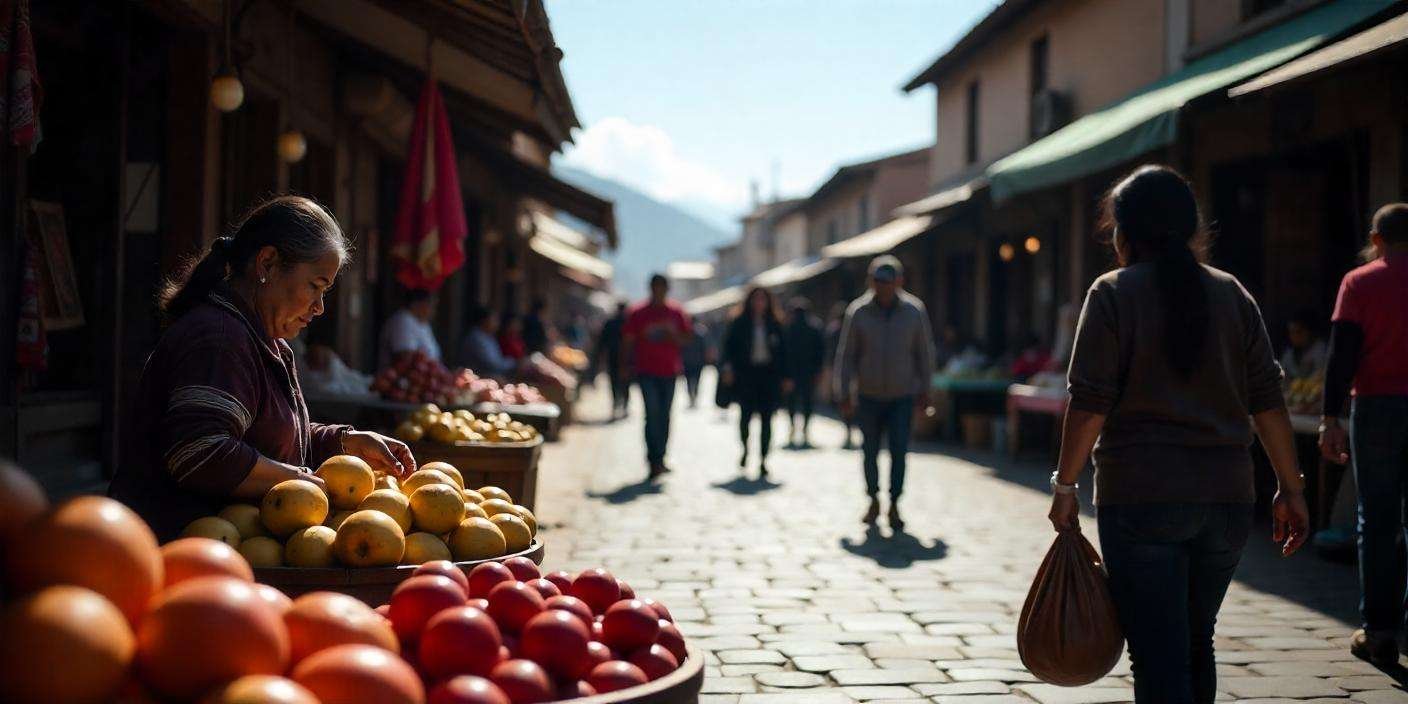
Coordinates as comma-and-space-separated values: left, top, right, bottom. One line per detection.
408, 435, 544, 511
472, 401, 563, 441
254, 539, 545, 604
555, 643, 704, 703
931, 375, 1012, 443
1006, 384, 1068, 458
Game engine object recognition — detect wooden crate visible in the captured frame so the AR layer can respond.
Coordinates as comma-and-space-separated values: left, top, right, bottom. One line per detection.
408, 436, 544, 510
253, 540, 545, 605
557, 643, 704, 704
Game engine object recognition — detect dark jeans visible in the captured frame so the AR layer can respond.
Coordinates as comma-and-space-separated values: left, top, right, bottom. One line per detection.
609, 372, 629, 415
1098, 503, 1252, 704
1351, 395, 1408, 635
637, 374, 677, 465
788, 379, 815, 433
739, 399, 775, 460
683, 366, 703, 406
856, 395, 913, 499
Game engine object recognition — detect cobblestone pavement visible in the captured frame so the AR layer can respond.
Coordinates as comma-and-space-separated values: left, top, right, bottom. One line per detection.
534, 379, 1406, 703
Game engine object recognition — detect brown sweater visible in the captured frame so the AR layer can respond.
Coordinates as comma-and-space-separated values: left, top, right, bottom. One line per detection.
109, 288, 350, 540
1068, 263, 1285, 505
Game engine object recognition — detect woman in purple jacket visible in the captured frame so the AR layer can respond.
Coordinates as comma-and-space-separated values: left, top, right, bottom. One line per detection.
110, 196, 414, 540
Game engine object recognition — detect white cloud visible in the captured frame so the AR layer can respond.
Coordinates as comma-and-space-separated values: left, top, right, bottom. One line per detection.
559, 117, 750, 219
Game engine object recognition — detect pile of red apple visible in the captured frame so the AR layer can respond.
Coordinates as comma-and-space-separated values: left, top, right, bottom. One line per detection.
471, 378, 547, 406
379, 557, 687, 703
373, 351, 476, 406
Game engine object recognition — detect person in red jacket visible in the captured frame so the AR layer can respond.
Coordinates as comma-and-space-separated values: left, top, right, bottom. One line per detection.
1319, 203, 1408, 666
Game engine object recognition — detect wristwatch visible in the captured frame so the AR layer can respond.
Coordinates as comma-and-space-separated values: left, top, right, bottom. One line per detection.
1049, 471, 1078, 495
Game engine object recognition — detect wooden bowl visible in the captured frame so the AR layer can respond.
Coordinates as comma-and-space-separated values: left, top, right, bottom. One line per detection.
557, 643, 705, 704
253, 539, 545, 605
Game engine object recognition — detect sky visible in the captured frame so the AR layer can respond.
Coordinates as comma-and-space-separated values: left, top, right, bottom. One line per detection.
546, 0, 1002, 232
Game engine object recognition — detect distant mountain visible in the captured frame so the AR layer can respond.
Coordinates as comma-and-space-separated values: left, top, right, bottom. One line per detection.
553, 166, 735, 298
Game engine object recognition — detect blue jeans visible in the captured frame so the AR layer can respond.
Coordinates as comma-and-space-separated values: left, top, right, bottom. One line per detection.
1098, 503, 1252, 704
637, 375, 677, 465
856, 395, 913, 499
1351, 395, 1408, 636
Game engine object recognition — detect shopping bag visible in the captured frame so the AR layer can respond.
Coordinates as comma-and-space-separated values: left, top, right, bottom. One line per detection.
1016, 528, 1124, 686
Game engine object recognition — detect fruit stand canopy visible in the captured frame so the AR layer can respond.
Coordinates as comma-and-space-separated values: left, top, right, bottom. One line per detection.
986, 0, 1397, 202
528, 212, 614, 282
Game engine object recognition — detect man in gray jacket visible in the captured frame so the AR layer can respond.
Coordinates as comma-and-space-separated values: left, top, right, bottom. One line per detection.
834, 255, 936, 529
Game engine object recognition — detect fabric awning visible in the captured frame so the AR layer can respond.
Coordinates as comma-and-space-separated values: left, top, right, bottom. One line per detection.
1229, 10, 1408, 97
894, 177, 985, 217
821, 215, 935, 260
685, 285, 747, 316
987, 0, 1395, 202
751, 257, 839, 289
527, 216, 613, 283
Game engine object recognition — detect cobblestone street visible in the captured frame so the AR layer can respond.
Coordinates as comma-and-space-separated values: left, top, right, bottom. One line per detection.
534, 377, 1406, 703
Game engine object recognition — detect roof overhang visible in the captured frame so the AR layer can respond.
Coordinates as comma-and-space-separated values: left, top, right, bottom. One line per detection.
822, 216, 936, 260
1229, 9, 1408, 97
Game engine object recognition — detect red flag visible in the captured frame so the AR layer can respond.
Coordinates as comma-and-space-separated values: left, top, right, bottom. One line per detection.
390, 77, 467, 291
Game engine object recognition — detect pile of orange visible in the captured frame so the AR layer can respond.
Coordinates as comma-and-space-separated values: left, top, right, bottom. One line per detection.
0, 461, 422, 704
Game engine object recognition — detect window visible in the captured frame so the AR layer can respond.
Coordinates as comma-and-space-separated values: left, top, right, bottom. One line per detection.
965, 80, 980, 165
857, 197, 870, 232
1029, 35, 1048, 97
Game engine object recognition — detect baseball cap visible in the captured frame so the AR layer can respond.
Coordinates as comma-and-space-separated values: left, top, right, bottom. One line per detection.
868, 255, 902, 283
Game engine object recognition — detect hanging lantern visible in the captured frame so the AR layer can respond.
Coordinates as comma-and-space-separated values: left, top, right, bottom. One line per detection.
1024, 236, 1042, 254
998, 243, 1016, 262
210, 69, 245, 112
278, 130, 307, 163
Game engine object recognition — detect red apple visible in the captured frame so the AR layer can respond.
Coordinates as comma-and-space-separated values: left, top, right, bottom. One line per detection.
583, 641, 613, 673
428, 675, 510, 704
587, 661, 648, 694
616, 579, 635, 600
520, 610, 592, 678
375, 603, 391, 619
552, 679, 597, 700
489, 659, 552, 704
655, 620, 687, 662
467, 562, 515, 599
419, 606, 504, 680
543, 571, 573, 594
390, 574, 469, 642
601, 600, 660, 652
640, 597, 673, 622
468, 597, 490, 611
570, 568, 620, 614
415, 560, 470, 596
502, 556, 540, 581
544, 595, 593, 627
524, 578, 561, 601
487, 581, 546, 633
629, 643, 679, 681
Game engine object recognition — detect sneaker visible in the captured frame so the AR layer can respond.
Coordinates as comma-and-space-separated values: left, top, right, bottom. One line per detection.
647, 463, 666, 481
862, 497, 880, 524
738, 452, 748, 469
758, 463, 769, 480
1350, 629, 1400, 666
888, 504, 905, 531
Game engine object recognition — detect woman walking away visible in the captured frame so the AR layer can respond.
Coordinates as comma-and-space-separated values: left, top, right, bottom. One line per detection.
722, 287, 792, 479
1047, 165, 1309, 703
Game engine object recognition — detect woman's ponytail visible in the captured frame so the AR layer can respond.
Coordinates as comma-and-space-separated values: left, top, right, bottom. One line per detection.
1152, 234, 1209, 377
158, 237, 237, 321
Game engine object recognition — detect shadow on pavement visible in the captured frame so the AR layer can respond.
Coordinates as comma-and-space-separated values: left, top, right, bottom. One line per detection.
586, 478, 664, 504
840, 524, 949, 568
711, 475, 782, 495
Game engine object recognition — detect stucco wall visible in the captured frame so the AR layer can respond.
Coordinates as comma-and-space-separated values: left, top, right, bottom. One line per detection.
928, 0, 1168, 187
773, 210, 809, 264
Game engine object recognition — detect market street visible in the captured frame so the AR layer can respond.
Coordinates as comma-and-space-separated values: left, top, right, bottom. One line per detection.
535, 375, 1403, 704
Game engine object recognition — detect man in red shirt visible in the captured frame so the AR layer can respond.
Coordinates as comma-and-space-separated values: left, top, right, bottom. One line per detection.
1320, 203, 1408, 666
622, 274, 693, 480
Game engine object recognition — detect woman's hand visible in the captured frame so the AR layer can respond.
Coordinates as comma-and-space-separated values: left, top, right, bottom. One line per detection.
1271, 490, 1310, 556
342, 430, 416, 477
1048, 493, 1079, 532
1318, 419, 1350, 464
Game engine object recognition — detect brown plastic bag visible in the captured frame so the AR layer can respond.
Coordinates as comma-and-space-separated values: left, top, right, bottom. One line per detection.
1016, 528, 1124, 686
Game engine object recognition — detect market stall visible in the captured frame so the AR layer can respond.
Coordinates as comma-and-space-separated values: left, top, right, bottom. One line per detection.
931, 374, 1012, 447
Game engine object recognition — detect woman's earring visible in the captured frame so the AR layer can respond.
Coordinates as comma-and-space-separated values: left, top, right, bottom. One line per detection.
259, 277, 267, 284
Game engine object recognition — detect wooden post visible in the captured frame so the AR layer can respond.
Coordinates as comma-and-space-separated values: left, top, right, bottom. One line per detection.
101, 7, 133, 476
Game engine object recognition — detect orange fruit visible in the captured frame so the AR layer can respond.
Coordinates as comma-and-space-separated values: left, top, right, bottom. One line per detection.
4, 495, 162, 626
0, 585, 134, 704
292, 644, 424, 704
0, 460, 46, 545
161, 537, 254, 588
201, 674, 319, 704
284, 591, 399, 664
137, 576, 290, 700
315, 455, 376, 510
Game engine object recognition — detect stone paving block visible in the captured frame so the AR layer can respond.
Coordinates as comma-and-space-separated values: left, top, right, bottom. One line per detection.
1353, 691, 1408, 703
697, 636, 764, 650
831, 669, 951, 686
792, 655, 877, 673
945, 668, 1040, 683
739, 694, 858, 704
929, 696, 1033, 704
718, 649, 788, 665
874, 658, 941, 669
1238, 637, 1338, 650
1218, 676, 1347, 698
839, 685, 921, 700
1330, 674, 1402, 691
1246, 660, 1369, 677
721, 664, 785, 676
701, 677, 759, 694
864, 643, 963, 660
1013, 684, 1132, 704
913, 681, 1011, 696
753, 671, 827, 688
773, 640, 852, 656
923, 623, 997, 636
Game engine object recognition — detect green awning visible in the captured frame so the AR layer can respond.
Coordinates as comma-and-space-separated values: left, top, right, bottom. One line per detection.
988, 0, 1396, 202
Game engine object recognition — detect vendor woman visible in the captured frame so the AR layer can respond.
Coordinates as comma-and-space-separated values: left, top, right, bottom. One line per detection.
109, 196, 415, 540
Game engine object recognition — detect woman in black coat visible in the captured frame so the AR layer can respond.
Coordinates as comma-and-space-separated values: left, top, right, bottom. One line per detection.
721, 287, 792, 479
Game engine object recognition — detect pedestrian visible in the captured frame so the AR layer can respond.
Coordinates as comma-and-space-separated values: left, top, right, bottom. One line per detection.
1319, 202, 1408, 667
622, 274, 692, 480
833, 255, 935, 529
721, 287, 792, 479
681, 320, 710, 409
1048, 165, 1310, 702
593, 302, 629, 420
824, 302, 858, 448
378, 288, 441, 369
782, 297, 824, 448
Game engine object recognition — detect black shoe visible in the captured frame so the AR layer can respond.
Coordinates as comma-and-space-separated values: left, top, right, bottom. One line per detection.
862, 497, 880, 524
1351, 629, 1399, 666
739, 452, 748, 469
647, 463, 666, 481
758, 463, 769, 480
888, 504, 905, 532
